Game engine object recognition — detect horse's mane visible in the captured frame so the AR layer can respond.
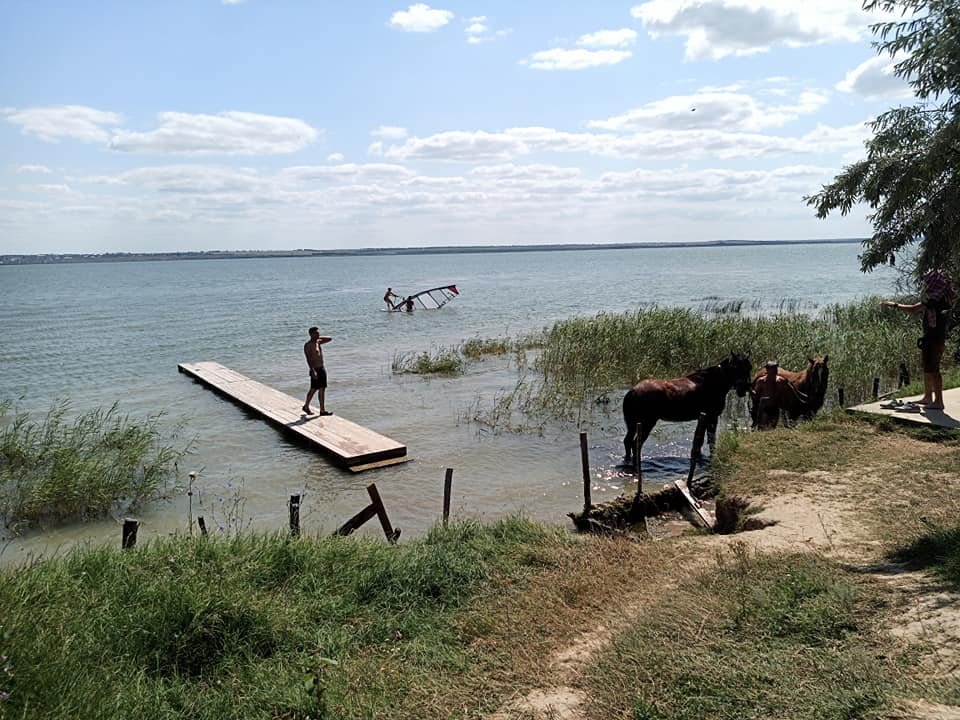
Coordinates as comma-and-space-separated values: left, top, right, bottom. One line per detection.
685, 363, 724, 383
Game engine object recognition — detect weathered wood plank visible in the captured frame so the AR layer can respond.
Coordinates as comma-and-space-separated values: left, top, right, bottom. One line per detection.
178, 362, 408, 470
673, 479, 715, 530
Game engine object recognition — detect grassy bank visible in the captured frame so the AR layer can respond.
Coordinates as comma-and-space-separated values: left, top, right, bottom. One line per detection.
585, 548, 892, 719
0, 518, 567, 719
0, 401, 187, 533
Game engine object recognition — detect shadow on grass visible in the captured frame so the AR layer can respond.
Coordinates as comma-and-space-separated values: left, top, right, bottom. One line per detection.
888, 522, 960, 589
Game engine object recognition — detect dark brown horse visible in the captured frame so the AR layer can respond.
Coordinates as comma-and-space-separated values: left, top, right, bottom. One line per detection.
622, 353, 753, 471
750, 355, 829, 429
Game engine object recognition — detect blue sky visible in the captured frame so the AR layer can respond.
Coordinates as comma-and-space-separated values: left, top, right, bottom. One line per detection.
1, 1, 912, 253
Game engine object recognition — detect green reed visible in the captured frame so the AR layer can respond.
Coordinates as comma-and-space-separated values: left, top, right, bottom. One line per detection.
510, 297, 932, 421
0, 401, 188, 532
391, 346, 465, 375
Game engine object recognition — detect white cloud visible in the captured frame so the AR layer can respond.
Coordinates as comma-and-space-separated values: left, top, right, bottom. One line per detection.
836, 56, 912, 100
371, 125, 409, 140
4, 105, 123, 143
326, 152, 345, 162
107, 111, 319, 156
588, 89, 828, 132
370, 120, 868, 162
576, 29, 638, 49
15, 164, 52, 174
522, 48, 633, 71
631, 0, 870, 60
389, 3, 453, 32
463, 15, 510, 44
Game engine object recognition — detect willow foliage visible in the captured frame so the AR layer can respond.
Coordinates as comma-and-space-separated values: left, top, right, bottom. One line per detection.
807, 0, 960, 275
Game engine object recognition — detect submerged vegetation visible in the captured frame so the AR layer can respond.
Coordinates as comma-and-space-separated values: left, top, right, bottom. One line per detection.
0, 401, 188, 533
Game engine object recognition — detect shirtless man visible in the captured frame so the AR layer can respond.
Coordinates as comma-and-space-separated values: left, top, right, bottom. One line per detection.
751, 360, 789, 428
303, 326, 333, 416
383, 287, 399, 310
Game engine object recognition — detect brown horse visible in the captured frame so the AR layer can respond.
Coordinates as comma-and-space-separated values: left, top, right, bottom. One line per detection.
750, 355, 829, 429
622, 353, 753, 470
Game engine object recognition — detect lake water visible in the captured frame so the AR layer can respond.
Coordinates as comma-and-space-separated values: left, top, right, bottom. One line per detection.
0, 242, 897, 562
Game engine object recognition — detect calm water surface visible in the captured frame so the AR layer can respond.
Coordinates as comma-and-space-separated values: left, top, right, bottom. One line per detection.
0, 243, 896, 562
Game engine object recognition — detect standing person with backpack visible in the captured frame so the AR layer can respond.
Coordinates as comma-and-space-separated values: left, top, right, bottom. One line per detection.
881, 269, 956, 411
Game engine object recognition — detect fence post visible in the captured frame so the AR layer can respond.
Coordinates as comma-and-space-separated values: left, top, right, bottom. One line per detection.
288, 494, 301, 537
122, 518, 139, 549
197, 516, 208, 537
367, 484, 400, 543
580, 432, 591, 513
442, 468, 453, 526
872, 377, 880, 400
838, 387, 845, 406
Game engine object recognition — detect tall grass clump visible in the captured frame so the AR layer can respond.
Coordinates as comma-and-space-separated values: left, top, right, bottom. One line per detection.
391, 346, 464, 375
0, 401, 188, 532
0, 517, 566, 719
525, 297, 923, 418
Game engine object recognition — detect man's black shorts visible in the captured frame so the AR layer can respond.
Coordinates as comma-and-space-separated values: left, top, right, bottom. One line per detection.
310, 367, 327, 389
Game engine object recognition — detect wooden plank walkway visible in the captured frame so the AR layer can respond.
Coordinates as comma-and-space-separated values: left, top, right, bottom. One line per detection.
178, 361, 409, 472
849, 387, 960, 429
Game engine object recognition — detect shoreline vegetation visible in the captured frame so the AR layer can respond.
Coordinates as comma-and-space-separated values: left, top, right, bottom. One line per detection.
397, 297, 941, 424
3, 413, 960, 718
0, 237, 863, 266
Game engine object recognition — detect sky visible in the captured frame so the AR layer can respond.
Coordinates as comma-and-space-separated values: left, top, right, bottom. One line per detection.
0, 0, 915, 254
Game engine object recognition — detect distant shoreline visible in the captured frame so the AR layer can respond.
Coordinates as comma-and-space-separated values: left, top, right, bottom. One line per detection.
0, 237, 863, 266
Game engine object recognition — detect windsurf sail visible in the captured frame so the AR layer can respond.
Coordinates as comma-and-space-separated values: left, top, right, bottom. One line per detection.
391, 284, 459, 311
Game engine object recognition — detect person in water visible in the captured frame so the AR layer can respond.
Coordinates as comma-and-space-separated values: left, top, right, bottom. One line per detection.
403, 296, 414, 312
383, 287, 399, 310
303, 326, 333, 416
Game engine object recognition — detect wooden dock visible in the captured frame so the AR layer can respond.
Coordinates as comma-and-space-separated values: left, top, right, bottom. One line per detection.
178, 362, 409, 472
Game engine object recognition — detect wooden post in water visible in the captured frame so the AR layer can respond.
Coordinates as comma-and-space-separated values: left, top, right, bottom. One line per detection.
122, 518, 139, 549
288, 494, 301, 537
838, 387, 845, 406
580, 432, 591, 514
197, 516, 208, 537
367, 484, 400, 544
631, 427, 644, 512
872, 377, 880, 400
442, 468, 453, 526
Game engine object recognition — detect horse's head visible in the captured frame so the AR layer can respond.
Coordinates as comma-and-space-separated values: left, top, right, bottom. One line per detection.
806, 355, 830, 397
723, 352, 753, 397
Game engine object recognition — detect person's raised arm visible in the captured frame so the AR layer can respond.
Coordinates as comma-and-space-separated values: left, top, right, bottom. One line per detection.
880, 301, 924, 313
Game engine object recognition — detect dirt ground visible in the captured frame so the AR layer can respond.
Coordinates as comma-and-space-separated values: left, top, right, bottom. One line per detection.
484, 424, 960, 720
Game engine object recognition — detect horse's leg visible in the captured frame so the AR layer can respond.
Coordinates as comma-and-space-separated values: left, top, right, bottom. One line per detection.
706, 417, 718, 455
687, 413, 710, 483
623, 418, 637, 465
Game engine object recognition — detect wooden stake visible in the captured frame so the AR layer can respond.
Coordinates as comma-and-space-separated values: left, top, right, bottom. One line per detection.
442, 468, 453, 526
872, 377, 880, 400
197, 516, 208, 537
367, 484, 400, 544
289, 494, 301, 537
579, 432, 591, 513
122, 518, 139, 549
838, 387, 845, 406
